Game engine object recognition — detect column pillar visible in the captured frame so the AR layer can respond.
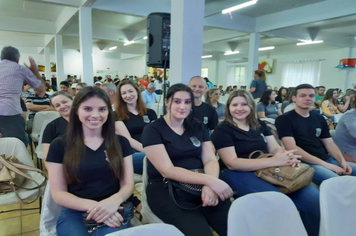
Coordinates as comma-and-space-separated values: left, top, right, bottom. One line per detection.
44, 47, 51, 80
55, 35, 65, 83
170, 0, 205, 85
79, 6, 93, 85
246, 33, 260, 88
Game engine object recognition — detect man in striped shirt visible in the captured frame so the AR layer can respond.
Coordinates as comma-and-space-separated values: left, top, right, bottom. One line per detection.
0, 46, 45, 144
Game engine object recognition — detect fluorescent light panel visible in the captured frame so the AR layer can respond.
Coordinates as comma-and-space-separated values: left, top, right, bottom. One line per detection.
296, 40, 323, 46
201, 55, 212, 58
222, 0, 258, 14
124, 41, 135, 46
108, 46, 117, 50
224, 51, 240, 55
143, 36, 148, 40
259, 46, 275, 51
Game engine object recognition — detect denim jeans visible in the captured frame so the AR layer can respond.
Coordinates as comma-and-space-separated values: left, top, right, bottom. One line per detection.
132, 149, 145, 175
220, 169, 320, 236
307, 156, 356, 186
57, 207, 130, 236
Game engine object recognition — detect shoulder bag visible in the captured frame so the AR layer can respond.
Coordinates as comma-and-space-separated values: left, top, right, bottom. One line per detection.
249, 150, 314, 194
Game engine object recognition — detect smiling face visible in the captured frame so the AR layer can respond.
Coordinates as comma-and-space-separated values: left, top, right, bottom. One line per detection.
51, 95, 72, 117
60, 85, 68, 92
188, 77, 206, 99
120, 84, 138, 105
229, 96, 251, 123
166, 91, 192, 121
77, 96, 108, 132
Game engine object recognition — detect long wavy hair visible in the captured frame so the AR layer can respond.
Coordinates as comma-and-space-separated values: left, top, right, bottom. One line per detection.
63, 86, 124, 184
259, 89, 276, 106
323, 88, 338, 106
115, 80, 148, 120
224, 90, 260, 130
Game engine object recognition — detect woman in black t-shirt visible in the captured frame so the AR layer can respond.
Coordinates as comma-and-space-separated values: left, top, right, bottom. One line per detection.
141, 84, 233, 236
211, 90, 320, 236
46, 87, 134, 236
115, 80, 157, 175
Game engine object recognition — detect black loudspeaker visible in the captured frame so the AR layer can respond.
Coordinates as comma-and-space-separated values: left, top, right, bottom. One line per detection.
147, 13, 170, 68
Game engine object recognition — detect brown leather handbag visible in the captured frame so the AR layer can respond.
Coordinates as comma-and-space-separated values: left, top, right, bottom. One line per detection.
0, 154, 47, 204
249, 150, 315, 194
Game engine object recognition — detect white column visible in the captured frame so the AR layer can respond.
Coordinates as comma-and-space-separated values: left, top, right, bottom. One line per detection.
79, 6, 93, 85
55, 35, 65, 83
170, 0, 205, 85
44, 47, 51, 81
246, 33, 260, 88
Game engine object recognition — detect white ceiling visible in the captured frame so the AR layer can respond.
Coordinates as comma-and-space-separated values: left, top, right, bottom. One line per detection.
0, 0, 355, 59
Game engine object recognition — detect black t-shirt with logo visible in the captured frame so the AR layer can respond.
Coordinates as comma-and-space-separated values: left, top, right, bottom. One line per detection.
275, 110, 330, 161
211, 120, 272, 169
142, 117, 210, 179
122, 109, 157, 143
193, 102, 218, 132
46, 135, 132, 201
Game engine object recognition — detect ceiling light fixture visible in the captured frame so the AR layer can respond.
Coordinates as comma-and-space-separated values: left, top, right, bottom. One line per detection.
224, 51, 240, 55
296, 40, 323, 46
259, 46, 275, 51
143, 36, 148, 40
124, 41, 135, 46
108, 46, 117, 50
222, 0, 258, 14
201, 55, 212, 58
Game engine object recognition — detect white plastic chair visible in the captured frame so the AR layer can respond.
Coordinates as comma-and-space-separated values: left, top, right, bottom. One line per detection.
140, 157, 163, 223
30, 111, 60, 143
0, 137, 46, 206
228, 192, 307, 236
105, 223, 183, 236
319, 176, 356, 236
35, 119, 56, 161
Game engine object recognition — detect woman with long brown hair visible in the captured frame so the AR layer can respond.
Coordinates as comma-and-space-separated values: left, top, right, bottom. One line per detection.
46, 86, 134, 235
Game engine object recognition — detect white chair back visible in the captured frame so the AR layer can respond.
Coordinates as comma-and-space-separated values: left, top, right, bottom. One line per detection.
228, 192, 307, 236
319, 176, 356, 236
35, 119, 56, 160
105, 224, 183, 236
140, 156, 163, 223
30, 111, 60, 142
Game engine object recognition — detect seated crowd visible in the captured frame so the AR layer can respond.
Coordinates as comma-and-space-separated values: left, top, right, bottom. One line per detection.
1, 45, 356, 236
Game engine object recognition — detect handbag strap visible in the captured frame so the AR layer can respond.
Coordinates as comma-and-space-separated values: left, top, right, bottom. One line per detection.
167, 179, 202, 211
248, 150, 264, 159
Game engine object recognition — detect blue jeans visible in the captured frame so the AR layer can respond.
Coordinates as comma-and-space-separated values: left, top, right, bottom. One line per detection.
56, 207, 130, 236
220, 169, 320, 236
132, 149, 145, 174
307, 156, 356, 186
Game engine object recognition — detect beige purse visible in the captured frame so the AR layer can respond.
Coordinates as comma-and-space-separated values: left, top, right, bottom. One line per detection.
249, 150, 314, 194
0, 154, 47, 204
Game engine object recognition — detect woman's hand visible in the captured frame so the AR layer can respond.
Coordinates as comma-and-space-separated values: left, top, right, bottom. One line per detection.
272, 149, 301, 167
207, 178, 233, 201
201, 186, 219, 207
103, 210, 124, 228
86, 196, 121, 223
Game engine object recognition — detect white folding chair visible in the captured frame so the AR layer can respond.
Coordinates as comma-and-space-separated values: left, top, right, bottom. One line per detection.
35, 119, 56, 161
30, 111, 60, 143
228, 192, 307, 236
319, 176, 356, 236
105, 224, 183, 236
140, 157, 163, 223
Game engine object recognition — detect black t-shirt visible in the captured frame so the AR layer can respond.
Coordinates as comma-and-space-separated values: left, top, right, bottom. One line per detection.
142, 118, 210, 178
193, 102, 218, 131
46, 135, 132, 201
42, 117, 68, 144
212, 120, 272, 161
275, 110, 330, 161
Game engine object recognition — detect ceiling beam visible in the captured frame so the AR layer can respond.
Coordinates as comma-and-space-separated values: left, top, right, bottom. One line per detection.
256, 0, 356, 32
55, 7, 79, 34
204, 13, 255, 33
0, 16, 55, 34
26, 0, 83, 7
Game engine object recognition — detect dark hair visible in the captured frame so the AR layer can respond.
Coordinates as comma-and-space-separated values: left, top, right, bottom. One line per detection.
288, 89, 296, 103
165, 83, 198, 138
63, 86, 124, 183
224, 90, 260, 130
203, 77, 210, 83
323, 88, 338, 106
1, 46, 20, 62
60, 81, 70, 88
317, 86, 325, 90
295, 84, 315, 96
115, 80, 147, 120
156, 76, 163, 83
49, 91, 73, 106
259, 89, 275, 106
254, 70, 266, 82
277, 87, 288, 102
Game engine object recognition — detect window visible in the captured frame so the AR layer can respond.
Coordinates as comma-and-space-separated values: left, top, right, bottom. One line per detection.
281, 60, 322, 87
227, 66, 246, 86
201, 68, 208, 78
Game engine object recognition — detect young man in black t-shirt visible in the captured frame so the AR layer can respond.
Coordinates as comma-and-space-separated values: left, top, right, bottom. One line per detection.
188, 76, 218, 133
275, 84, 356, 185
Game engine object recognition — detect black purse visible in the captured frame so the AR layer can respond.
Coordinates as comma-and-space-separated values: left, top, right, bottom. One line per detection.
82, 202, 134, 234
164, 169, 204, 210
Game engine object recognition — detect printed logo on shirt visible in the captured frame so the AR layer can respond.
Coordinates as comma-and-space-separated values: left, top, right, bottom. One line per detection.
203, 116, 208, 124
315, 128, 321, 137
190, 136, 201, 147
104, 150, 109, 162
143, 115, 150, 123
260, 133, 267, 143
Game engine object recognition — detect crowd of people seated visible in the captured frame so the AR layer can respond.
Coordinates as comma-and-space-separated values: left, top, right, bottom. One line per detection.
1, 45, 356, 236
